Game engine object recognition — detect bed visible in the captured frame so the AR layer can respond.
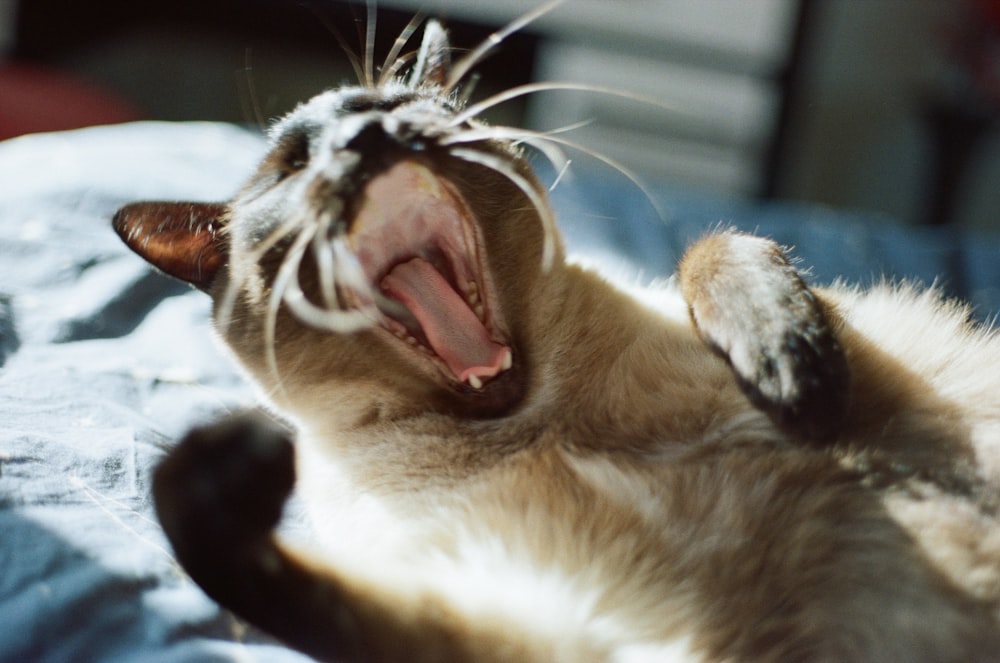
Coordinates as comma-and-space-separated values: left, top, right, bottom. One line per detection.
1, 121, 998, 661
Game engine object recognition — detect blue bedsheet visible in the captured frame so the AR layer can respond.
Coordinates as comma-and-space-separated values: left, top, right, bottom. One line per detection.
0, 121, 997, 661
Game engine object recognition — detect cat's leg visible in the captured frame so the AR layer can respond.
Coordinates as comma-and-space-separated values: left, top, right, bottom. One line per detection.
678, 231, 850, 441
153, 414, 559, 663
153, 413, 367, 661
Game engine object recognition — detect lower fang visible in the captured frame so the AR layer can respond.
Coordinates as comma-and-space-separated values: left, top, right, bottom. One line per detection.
501, 349, 513, 370
468, 374, 483, 389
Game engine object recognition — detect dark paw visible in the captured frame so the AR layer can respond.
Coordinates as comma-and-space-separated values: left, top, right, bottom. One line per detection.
680, 232, 850, 442
153, 411, 295, 552
726, 291, 850, 442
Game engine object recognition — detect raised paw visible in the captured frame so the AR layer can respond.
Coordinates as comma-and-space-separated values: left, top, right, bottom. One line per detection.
153, 411, 295, 557
679, 232, 850, 442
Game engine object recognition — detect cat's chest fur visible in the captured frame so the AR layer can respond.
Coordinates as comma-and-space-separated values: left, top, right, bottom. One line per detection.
285, 271, 787, 652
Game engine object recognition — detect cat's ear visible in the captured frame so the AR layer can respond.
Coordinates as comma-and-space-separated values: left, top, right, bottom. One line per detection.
409, 19, 451, 87
113, 201, 228, 292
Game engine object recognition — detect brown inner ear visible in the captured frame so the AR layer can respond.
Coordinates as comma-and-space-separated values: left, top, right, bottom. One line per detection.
113, 201, 228, 291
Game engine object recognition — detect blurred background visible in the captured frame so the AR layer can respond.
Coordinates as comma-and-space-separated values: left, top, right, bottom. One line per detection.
2, 0, 999, 232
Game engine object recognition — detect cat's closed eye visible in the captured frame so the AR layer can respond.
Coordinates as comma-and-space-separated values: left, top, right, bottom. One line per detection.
275, 132, 310, 182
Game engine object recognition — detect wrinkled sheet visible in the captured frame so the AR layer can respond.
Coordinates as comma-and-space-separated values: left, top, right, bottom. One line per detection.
0, 121, 997, 662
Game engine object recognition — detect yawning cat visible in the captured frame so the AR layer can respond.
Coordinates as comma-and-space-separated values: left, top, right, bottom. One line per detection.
112, 13, 1000, 663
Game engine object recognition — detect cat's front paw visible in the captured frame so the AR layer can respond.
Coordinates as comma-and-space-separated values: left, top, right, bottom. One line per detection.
680, 232, 850, 441
153, 412, 295, 554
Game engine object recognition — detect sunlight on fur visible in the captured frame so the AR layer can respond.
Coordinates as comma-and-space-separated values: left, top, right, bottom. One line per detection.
109, 3, 1000, 661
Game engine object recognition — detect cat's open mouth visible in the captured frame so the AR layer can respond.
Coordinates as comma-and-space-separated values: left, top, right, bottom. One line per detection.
347, 160, 513, 390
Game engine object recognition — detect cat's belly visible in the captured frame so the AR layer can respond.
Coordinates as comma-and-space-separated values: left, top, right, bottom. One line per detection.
293, 437, 709, 662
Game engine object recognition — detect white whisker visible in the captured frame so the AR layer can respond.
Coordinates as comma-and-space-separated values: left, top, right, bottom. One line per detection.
439, 119, 593, 146
450, 81, 685, 129
331, 237, 375, 303
445, 0, 564, 92
382, 51, 418, 85
380, 13, 425, 86
533, 133, 669, 225
455, 72, 481, 107
266, 221, 315, 389
241, 48, 267, 130
280, 231, 378, 336
534, 118, 596, 137
263, 218, 380, 345
550, 159, 572, 192
306, 3, 366, 86
446, 123, 667, 225
312, 212, 338, 311
215, 213, 305, 339
215, 282, 239, 339
364, 0, 377, 88
441, 126, 569, 177
283, 280, 377, 333
450, 147, 557, 269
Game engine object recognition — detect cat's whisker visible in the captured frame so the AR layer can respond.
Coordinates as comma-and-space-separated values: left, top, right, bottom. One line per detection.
304, 2, 366, 86
215, 215, 305, 340
450, 147, 557, 269
439, 118, 594, 146
454, 72, 481, 107
512, 136, 570, 177
381, 51, 418, 85
461, 124, 665, 225
529, 118, 596, 137
263, 221, 312, 391
380, 12, 425, 87
442, 126, 570, 177
263, 213, 379, 341
312, 212, 338, 311
330, 237, 377, 311
528, 132, 669, 225
215, 283, 238, 340
445, 121, 666, 226
449, 81, 688, 129
363, 0, 377, 89
445, 0, 565, 92
549, 158, 572, 192
240, 48, 267, 131
283, 276, 377, 333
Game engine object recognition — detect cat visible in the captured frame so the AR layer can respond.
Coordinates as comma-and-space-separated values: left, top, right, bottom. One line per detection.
112, 11, 1000, 663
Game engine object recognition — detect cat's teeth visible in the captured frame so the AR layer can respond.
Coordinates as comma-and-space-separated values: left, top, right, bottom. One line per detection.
465, 281, 479, 305
468, 374, 483, 389
501, 349, 513, 371
474, 303, 485, 320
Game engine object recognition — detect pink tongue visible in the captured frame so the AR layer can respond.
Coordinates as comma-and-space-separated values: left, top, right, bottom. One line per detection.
381, 258, 510, 383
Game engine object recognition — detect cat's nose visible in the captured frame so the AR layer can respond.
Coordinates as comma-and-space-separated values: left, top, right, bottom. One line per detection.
344, 120, 388, 156
342, 115, 426, 158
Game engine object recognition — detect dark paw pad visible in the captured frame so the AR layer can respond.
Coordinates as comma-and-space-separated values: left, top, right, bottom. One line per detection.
154, 412, 295, 549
